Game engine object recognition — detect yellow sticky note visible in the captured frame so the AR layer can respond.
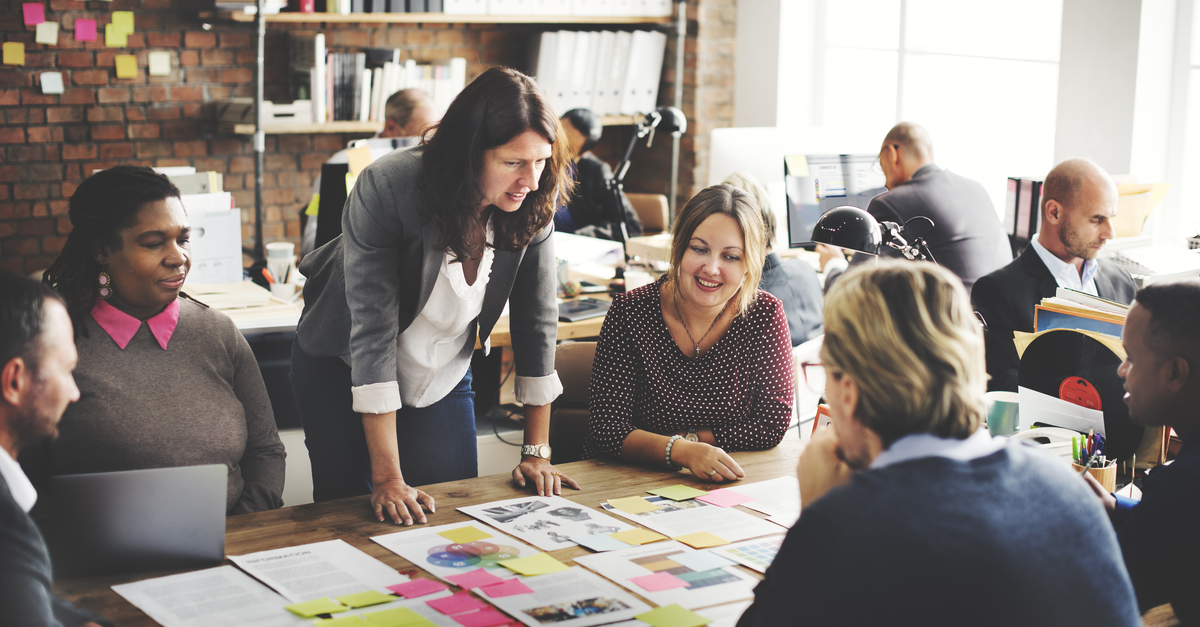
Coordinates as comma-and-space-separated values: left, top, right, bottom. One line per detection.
316, 617, 368, 626
111, 11, 135, 35
105, 24, 127, 47
438, 526, 493, 544
497, 552, 568, 576
114, 54, 137, 79
363, 607, 430, 627
634, 604, 711, 627
673, 531, 729, 549
647, 485, 708, 501
2, 42, 24, 66
784, 154, 810, 177
336, 590, 395, 608
285, 598, 347, 618
345, 172, 358, 194
346, 145, 373, 176
35, 22, 59, 46
608, 496, 659, 514
609, 528, 668, 546
148, 50, 170, 76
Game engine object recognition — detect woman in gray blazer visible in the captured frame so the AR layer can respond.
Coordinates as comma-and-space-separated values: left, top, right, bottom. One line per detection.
292, 67, 578, 525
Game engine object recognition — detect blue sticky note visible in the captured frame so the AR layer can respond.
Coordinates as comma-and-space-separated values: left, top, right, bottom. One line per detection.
669, 550, 735, 572
571, 534, 632, 552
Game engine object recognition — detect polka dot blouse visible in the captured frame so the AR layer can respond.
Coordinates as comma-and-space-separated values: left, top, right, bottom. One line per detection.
581, 275, 796, 460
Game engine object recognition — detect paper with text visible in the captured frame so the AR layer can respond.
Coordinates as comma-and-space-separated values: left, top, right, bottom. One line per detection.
228, 539, 408, 603
110, 566, 307, 627
458, 496, 634, 552
600, 496, 779, 543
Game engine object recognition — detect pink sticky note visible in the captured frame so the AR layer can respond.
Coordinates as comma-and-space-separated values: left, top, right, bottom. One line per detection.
695, 488, 754, 508
427, 592, 488, 616
386, 578, 448, 599
629, 571, 691, 592
446, 568, 505, 590
453, 608, 513, 627
23, 3, 45, 25
479, 578, 534, 598
74, 18, 96, 42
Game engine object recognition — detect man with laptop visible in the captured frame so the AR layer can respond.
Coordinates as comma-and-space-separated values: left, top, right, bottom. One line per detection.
0, 271, 109, 627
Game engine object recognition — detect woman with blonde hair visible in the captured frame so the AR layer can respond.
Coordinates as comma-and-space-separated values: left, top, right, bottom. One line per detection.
582, 184, 795, 481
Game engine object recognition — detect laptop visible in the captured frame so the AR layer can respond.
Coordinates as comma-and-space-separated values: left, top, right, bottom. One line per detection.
559, 298, 611, 322
48, 464, 227, 577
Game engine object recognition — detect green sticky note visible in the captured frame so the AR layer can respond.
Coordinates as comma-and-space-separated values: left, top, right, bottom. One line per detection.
114, 54, 137, 79
105, 24, 127, 48
363, 607, 430, 627
336, 590, 395, 608
634, 604, 711, 627
609, 528, 668, 546
286, 598, 347, 618
672, 531, 729, 549
315, 616, 368, 626
608, 496, 659, 514
438, 525, 493, 544
647, 485, 708, 501
111, 11, 134, 34
497, 552, 568, 576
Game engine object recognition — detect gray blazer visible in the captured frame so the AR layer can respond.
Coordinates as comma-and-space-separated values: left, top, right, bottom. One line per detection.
297, 146, 558, 390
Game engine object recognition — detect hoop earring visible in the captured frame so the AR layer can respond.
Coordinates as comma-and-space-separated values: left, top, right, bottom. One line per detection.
97, 271, 112, 300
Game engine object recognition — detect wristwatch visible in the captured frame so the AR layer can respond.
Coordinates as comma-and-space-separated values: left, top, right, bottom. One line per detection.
685, 429, 700, 442
521, 444, 552, 460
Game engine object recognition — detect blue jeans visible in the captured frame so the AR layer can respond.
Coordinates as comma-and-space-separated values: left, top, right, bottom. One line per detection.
290, 342, 478, 502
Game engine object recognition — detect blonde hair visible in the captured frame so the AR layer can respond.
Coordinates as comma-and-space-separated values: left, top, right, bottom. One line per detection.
667, 184, 766, 317
720, 172, 775, 248
820, 260, 985, 446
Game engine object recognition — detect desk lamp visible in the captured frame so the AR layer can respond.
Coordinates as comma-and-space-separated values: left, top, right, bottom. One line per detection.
811, 205, 938, 263
607, 106, 688, 245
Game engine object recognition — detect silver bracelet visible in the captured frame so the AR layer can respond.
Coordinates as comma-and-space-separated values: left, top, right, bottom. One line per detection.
665, 435, 683, 470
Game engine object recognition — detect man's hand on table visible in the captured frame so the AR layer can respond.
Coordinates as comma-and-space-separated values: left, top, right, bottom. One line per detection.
798, 427, 853, 509
514, 456, 580, 496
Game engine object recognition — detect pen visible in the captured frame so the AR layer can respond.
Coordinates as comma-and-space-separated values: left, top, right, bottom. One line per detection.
1072, 436, 1079, 461
262, 267, 275, 284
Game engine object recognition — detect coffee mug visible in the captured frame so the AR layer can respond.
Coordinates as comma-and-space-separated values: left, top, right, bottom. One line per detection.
985, 391, 1020, 437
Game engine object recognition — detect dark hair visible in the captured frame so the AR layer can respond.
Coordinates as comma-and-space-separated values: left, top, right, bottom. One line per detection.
561, 108, 603, 153
418, 67, 572, 261
1135, 280, 1200, 359
0, 270, 64, 376
43, 165, 181, 329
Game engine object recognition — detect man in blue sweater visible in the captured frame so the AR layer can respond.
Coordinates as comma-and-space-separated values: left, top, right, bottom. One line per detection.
738, 261, 1140, 627
1085, 280, 1200, 623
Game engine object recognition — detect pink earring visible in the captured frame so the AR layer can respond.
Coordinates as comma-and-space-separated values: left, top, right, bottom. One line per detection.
97, 271, 112, 300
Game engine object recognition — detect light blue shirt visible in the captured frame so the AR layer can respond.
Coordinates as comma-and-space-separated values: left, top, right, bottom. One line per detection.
1030, 235, 1099, 296
870, 429, 1006, 470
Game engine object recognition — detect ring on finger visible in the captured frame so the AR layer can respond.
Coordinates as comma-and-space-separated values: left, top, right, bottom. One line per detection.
708, 469, 719, 476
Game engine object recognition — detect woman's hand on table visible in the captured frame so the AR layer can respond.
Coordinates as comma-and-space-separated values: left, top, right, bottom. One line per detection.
675, 440, 745, 483
798, 427, 853, 509
371, 478, 434, 526
514, 457, 580, 496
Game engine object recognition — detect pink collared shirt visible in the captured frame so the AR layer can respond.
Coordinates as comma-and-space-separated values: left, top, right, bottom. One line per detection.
90, 298, 180, 350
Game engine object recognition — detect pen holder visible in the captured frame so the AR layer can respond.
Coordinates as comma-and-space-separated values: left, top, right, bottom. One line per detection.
1073, 460, 1116, 492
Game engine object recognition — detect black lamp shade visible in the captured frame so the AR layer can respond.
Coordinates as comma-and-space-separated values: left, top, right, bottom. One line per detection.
655, 106, 687, 136
811, 206, 882, 255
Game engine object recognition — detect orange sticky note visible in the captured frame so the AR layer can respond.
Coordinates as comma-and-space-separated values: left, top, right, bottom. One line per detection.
114, 54, 137, 79
2, 42, 25, 66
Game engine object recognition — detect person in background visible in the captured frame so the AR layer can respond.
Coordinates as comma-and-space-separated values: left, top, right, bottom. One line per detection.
301, 89, 439, 256
1084, 280, 1200, 623
722, 171, 823, 346
34, 166, 285, 515
971, 158, 1136, 391
583, 184, 794, 481
0, 272, 110, 627
553, 108, 642, 240
738, 261, 1140, 627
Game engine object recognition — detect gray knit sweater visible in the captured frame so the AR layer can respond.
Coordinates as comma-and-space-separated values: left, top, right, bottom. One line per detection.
42, 298, 285, 514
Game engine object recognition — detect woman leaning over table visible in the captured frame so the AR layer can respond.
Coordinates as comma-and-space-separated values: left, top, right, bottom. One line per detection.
581, 184, 795, 481
33, 166, 285, 515
291, 67, 579, 525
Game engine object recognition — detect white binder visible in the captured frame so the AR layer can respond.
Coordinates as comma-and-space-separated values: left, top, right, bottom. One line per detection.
590, 30, 616, 114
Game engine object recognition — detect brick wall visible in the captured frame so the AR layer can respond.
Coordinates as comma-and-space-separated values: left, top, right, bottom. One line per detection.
0, 0, 733, 273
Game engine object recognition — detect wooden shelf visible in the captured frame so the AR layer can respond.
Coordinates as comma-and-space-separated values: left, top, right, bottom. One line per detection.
200, 10, 671, 25
222, 116, 637, 135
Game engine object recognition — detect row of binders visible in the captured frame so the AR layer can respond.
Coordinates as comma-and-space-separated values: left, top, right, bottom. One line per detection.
309, 0, 673, 16
531, 29, 667, 118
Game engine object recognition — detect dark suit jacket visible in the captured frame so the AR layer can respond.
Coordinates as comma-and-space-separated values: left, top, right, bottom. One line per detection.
970, 246, 1136, 392
759, 252, 823, 346
851, 164, 1012, 292
0, 474, 109, 627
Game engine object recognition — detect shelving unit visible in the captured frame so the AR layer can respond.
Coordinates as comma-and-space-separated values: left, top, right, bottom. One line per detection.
221, 115, 640, 135
201, 10, 670, 24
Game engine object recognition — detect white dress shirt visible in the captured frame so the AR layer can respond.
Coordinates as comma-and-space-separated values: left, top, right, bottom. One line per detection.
1030, 235, 1099, 296
870, 429, 1007, 470
0, 445, 37, 513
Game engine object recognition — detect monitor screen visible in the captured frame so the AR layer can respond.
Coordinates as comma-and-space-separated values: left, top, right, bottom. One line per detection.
785, 154, 887, 248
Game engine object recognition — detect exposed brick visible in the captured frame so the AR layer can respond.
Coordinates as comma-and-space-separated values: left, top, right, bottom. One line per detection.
50, 199, 69, 215
62, 144, 96, 160
300, 153, 327, 170
0, 73, 33, 88
59, 89, 94, 105
41, 236, 67, 254
99, 142, 134, 159
173, 140, 207, 157
22, 92, 56, 105
125, 107, 146, 122
5, 109, 28, 124
2, 238, 40, 256
184, 32, 217, 48
313, 135, 343, 151
56, 217, 73, 234
162, 121, 198, 139
58, 51, 93, 68
27, 165, 63, 181
201, 48, 237, 66
172, 85, 204, 102
265, 154, 296, 171
13, 184, 48, 200
210, 139, 245, 155
222, 68, 253, 84
87, 106, 125, 122
0, 128, 23, 144
136, 142, 171, 158
185, 67, 219, 84
0, 223, 12, 239
229, 156, 254, 173
31, 202, 49, 218
0, 203, 31, 220
220, 32, 251, 48
73, 69, 110, 86
91, 124, 126, 140
147, 105, 181, 120
147, 32, 181, 48
236, 49, 256, 65
128, 123, 161, 139
132, 86, 168, 103
0, 90, 18, 105
47, 107, 83, 124
13, 219, 53, 236
0, 167, 21, 182
179, 50, 199, 66
277, 135, 311, 152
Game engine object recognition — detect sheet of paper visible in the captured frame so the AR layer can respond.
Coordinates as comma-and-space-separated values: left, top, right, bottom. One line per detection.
667, 550, 735, 573
725, 477, 800, 524
445, 569, 504, 590
3, 42, 25, 66
634, 604, 710, 627
35, 22, 58, 45
105, 23, 127, 47
23, 3, 44, 25
285, 598, 346, 617
707, 535, 784, 574
115, 54, 137, 79
111, 565, 308, 627
601, 496, 780, 544
387, 579, 449, 599
573, 541, 758, 610
477, 579, 533, 598
111, 10, 135, 34
609, 528, 668, 546
646, 485, 708, 501
571, 534, 631, 552
339, 590, 397, 608
629, 571, 690, 592
673, 532, 728, 549
426, 592, 487, 615
148, 50, 171, 76
458, 496, 634, 552
228, 539, 409, 603
39, 71, 63, 94
609, 496, 661, 514
604, 601, 750, 627
451, 608, 510, 627
498, 552, 569, 576
694, 489, 753, 508
372, 522, 538, 583
479, 566, 651, 627
74, 18, 96, 41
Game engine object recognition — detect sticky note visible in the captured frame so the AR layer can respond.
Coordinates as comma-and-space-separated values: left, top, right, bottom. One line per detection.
386, 579, 448, 599
635, 604, 711, 627
35, 22, 58, 46
478, 578, 533, 599
148, 50, 170, 76
23, 3, 44, 25
111, 11, 134, 35
425, 591, 487, 616
362, 607, 428, 627
105, 24, 126, 48
668, 550, 734, 572
445, 568, 504, 590
337, 590, 396, 608
497, 552, 568, 576
346, 145, 373, 176
114, 54, 137, 79
316, 617, 368, 626
452, 608, 511, 627
608, 496, 659, 514
285, 598, 347, 618
647, 485, 708, 501
609, 528, 668, 546
629, 571, 690, 592
345, 172, 358, 194
570, 534, 631, 552
438, 526, 493, 544
673, 531, 729, 549
74, 18, 96, 41
39, 71, 63, 94
695, 489, 753, 508
3, 42, 25, 66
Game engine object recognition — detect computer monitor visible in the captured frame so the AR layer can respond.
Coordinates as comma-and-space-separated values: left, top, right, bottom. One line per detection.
785, 153, 887, 248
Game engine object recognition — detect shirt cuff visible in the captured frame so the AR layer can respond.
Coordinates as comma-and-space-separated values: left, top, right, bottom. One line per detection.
351, 381, 403, 414
1114, 494, 1138, 511
822, 257, 849, 275
514, 371, 563, 406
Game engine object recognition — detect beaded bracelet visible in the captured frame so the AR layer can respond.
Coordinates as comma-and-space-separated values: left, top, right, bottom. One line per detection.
665, 434, 684, 470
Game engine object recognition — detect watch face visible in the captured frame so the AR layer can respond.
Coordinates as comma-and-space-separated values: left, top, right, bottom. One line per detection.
685, 432, 699, 442
538, 444, 552, 459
